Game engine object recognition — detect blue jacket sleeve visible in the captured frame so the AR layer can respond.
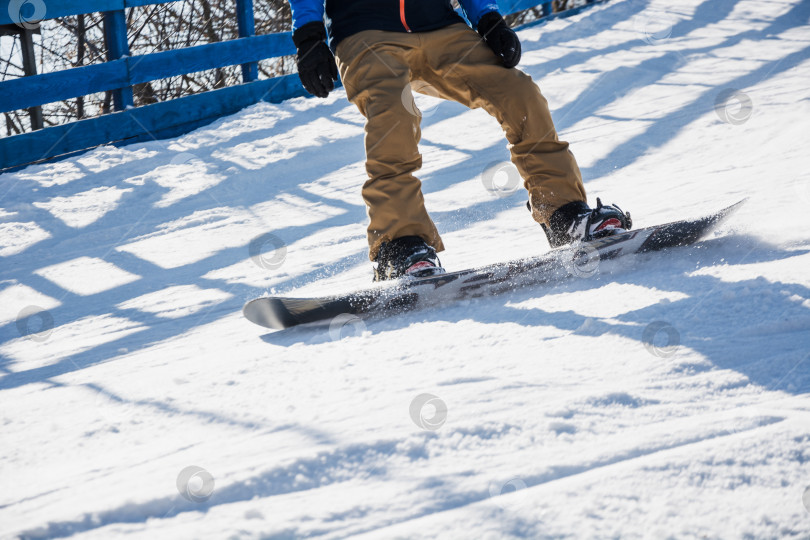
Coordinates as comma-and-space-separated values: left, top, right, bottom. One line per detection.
289, 0, 325, 32
457, 0, 501, 29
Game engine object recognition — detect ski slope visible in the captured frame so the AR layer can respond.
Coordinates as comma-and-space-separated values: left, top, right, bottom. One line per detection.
2, 0, 810, 537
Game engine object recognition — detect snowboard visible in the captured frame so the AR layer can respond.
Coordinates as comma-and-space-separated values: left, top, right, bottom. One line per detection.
243, 199, 746, 330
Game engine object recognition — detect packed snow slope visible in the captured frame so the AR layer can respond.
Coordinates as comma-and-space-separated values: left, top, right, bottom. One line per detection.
2, 0, 810, 538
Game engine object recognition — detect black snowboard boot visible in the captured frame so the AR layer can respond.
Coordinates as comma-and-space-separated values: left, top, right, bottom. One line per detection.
374, 236, 444, 281
541, 198, 632, 248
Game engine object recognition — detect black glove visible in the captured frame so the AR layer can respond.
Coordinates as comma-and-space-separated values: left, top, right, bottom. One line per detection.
477, 12, 521, 68
292, 21, 338, 98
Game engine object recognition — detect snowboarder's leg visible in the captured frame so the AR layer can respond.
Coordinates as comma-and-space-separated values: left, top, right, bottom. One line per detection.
411, 23, 587, 228
335, 31, 445, 261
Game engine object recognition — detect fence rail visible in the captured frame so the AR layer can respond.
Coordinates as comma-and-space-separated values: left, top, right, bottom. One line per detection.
0, 0, 179, 26
0, 0, 598, 172
0, 33, 294, 113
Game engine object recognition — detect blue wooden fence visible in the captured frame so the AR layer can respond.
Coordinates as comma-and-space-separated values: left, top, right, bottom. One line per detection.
0, 0, 598, 172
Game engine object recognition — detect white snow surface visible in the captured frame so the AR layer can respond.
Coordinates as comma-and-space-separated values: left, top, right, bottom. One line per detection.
2, 0, 810, 538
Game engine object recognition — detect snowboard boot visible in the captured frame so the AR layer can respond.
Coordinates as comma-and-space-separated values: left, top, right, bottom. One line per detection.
374, 236, 444, 281
540, 198, 632, 248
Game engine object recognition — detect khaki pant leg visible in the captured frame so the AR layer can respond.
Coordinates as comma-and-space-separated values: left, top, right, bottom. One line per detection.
412, 24, 587, 226
335, 31, 445, 261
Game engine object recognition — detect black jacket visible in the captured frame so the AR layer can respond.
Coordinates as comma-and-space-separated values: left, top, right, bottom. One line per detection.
291, 0, 499, 47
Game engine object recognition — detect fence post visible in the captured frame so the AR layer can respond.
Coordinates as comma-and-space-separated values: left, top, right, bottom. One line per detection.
20, 28, 44, 130
236, 0, 258, 83
103, 9, 134, 111
541, 1, 553, 17
0, 24, 43, 130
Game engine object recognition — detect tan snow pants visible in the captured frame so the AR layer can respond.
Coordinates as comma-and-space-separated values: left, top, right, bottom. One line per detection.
335, 23, 586, 260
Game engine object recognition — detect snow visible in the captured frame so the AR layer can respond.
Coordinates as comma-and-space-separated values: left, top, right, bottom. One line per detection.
2, 0, 810, 537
